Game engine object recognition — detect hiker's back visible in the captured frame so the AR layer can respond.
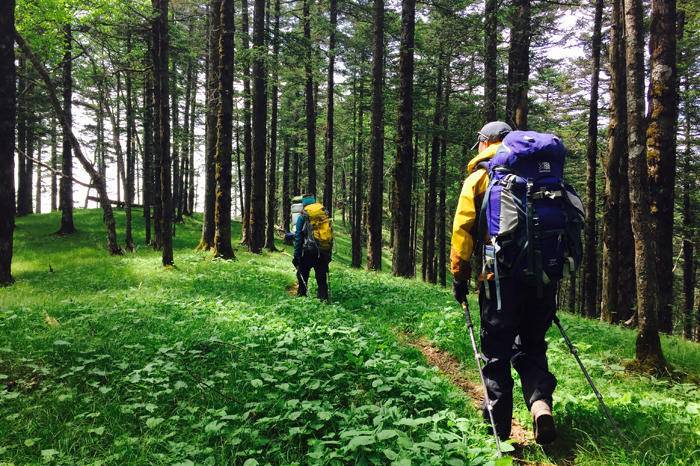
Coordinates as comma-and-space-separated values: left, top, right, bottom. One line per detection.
481, 131, 584, 291
302, 202, 334, 255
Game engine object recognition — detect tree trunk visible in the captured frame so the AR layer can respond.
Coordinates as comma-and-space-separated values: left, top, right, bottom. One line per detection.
682, 91, 694, 339
623, 0, 665, 368
647, 0, 678, 334
302, 0, 316, 196
323, 0, 337, 212
199, 0, 221, 251
601, 0, 625, 323
0, 0, 15, 285
57, 25, 76, 234
266, 0, 281, 251
483, 0, 498, 122
125, 34, 135, 252
21, 124, 34, 215
282, 137, 291, 233
392, 0, 415, 277
366, 0, 384, 271
213, 0, 236, 259
438, 64, 450, 287
506, 0, 530, 130
187, 65, 197, 215
152, 0, 173, 266
50, 118, 58, 212
15, 57, 27, 218
425, 67, 442, 284
182, 49, 193, 218
171, 59, 181, 225
583, 0, 603, 318
351, 74, 365, 269
16, 32, 122, 255
241, 0, 253, 246
250, 0, 267, 253
143, 70, 154, 245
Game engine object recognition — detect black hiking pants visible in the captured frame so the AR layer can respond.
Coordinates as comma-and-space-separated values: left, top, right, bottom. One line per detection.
297, 252, 330, 300
478, 277, 558, 440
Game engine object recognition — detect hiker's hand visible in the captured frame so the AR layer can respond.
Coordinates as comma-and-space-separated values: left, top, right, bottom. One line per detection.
453, 280, 469, 304
292, 256, 300, 267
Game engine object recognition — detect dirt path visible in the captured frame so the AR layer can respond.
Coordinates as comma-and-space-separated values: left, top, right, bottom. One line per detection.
405, 336, 532, 447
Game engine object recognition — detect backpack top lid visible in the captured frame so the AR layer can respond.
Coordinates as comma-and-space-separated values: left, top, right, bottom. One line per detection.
490, 130, 566, 180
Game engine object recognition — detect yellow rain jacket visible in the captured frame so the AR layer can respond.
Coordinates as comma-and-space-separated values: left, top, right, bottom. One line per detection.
450, 142, 501, 282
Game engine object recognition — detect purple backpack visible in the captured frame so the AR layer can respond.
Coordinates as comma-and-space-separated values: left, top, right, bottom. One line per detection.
478, 131, 584, 308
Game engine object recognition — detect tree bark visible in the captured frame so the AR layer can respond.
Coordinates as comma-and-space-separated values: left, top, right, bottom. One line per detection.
323, 0, 337, 213
171, 59, 181, 225
366, 0, 385, 271
50, 118, 58, 212
213, 0, 236, 259
199, 0, 221, 251
438, 63, 450, 287
16, 31, 122, 255
152, 0, 173, 266
483, 0, 498, 122
623, 0, 665, 368
583, 0, 603, 318
250, 0, 267, 253
57, 25, 76, 234
506, 0, 530, 130
241, 0, 253, 246
351, 74, 365, 269
303, 0, 316, 195
601, 0, 625, 323
646, 0, 678, 334
266, 0, 281, 250
392, 0, 415, 277
425, 66, 443, 283
282, 137, 291, 233
143, 69, 154, 245
0, 0, 16, 285
125, 33, 135, 251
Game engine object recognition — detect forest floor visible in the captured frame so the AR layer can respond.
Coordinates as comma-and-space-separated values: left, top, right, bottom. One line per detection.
1, 209, 699, 465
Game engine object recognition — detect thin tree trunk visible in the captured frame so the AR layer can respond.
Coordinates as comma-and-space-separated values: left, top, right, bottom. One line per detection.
438, 63, 450, 287
57, 25, 76, 234
647, 0, 678, 334
623, 0, 665, 368
351, 74, 365, 269
241, 0, 253, 246
125, 33, 135, 251
50, 117, 58, 212
282, 137, 290, 233
302, 0, 316, 195
171, 59, 181, 225
213, 0, 235, 259
187, 65, 197, 215
425, 67, 443, 284
15, 57, 27, 218
152, 0, 173, 265
506, 0, 530, 130
266, 0, 281, 251
583, 0, 603, 318
367, 0, 384, 271
199, 0, 221, 251
483, 0, 498, 122
323, 0, 337, 212
143, 69, 153, 245
392, 0, 415, 277
22, 125, 34, 215
250, 0, 267, 253
0, 0, 15, 285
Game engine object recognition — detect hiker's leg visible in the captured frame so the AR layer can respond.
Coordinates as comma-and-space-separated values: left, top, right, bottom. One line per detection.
511, 282, 558, 409
297, 255, 313, 297
479, 278, 520, 439
315, 254, 330, 301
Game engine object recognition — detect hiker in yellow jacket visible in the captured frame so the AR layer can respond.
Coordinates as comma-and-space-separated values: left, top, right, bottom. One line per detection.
451, 121, 559, 445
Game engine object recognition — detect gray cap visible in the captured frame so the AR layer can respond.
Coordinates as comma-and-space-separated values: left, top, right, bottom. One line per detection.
470, 121, 513, 150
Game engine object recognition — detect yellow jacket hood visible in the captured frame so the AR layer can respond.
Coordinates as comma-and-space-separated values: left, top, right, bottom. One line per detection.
466, 142, 501, 174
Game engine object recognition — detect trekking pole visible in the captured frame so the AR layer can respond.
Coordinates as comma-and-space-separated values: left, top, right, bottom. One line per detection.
552, 315, 627, 441
294, 265, 308, 294
461, 301, 503, 457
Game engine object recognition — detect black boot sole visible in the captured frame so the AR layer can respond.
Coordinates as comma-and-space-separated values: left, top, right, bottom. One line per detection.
534, 414, 556, 445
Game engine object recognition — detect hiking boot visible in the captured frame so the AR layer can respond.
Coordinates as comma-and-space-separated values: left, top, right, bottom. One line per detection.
531, 400, 556, 445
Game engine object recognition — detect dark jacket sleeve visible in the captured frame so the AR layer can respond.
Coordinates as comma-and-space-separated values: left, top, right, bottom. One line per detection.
294, 214, 305, 259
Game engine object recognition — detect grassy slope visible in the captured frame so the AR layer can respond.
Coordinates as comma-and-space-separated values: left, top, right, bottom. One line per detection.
1, 210, 699, 465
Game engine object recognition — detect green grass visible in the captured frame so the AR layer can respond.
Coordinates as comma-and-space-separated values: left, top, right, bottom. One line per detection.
1, 209, 699, 465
